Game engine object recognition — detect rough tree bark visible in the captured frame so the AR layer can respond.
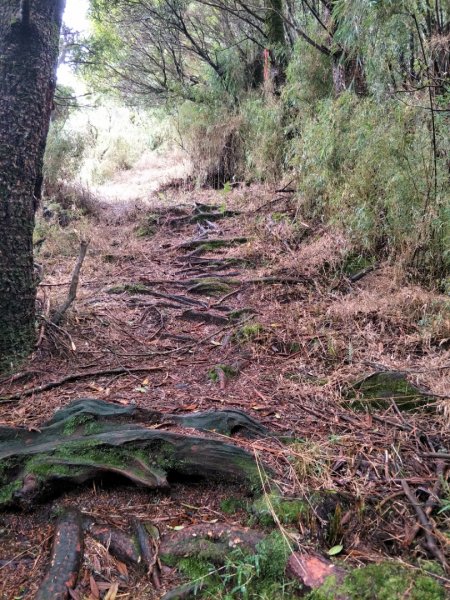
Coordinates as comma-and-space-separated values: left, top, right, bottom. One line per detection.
0, 0, 66, 373
265, 0, 286, 87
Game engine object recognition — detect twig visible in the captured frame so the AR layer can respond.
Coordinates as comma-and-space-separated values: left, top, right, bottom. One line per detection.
404, 461, 446, 546
51, 240, 89, 325
0, 365, 164, 403
401, 479, 448, 572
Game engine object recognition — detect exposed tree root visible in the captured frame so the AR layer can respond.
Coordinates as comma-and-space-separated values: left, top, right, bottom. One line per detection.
0, 399, 270, 509
0, 366, 164, 403
178, 237, 248, 252
35, 507, 84, 600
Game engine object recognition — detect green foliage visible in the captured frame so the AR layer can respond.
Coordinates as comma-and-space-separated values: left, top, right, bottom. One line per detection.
292, 93, 449, 283
240, 94, 286, 182
176, 531, 297, 599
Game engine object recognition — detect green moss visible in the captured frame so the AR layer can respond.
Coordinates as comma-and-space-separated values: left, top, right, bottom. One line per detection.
234, 322, 264, 343
135, 214, 159, 237
251, 493, 307, 526
0, 480, 22, 506
348, 371, 433, 411
306, 563, 446, 600
228, 308, 257, 321
187, 277, 235, 296
63, 413, 94, 436
208, 364, 239, 382
171, 531, 297, 600
220, 497, 247, 514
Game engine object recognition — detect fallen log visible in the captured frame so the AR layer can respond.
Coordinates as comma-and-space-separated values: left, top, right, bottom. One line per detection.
35, 507, 84, 600
0, 399, 269, 509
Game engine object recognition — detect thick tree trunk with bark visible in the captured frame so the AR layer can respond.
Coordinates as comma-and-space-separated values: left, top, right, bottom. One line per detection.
0, 0, 65, 372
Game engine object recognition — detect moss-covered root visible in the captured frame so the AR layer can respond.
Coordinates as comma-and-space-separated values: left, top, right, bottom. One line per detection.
160, 523, 264, 566
306, 562, 446, 600
35, 507, 84, 600
348, 371, 435, 411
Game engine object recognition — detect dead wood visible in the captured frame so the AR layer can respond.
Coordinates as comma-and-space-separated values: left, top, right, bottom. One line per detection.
161, 582, 205, 600
0, 399, 269, 508
401, 479, 449, 572
82, 515, 141, 565
109, 285, 208, 308
404, 461, 446, 546
35, 507, 84, 600
51, 240, 89, 325
349, 265, 376, 283
178, 237, 248, 251
244, 276, 310, 286
287, 552, 346, 592
0, 366, 164, 403
133, 519, 161, 585
179, 309, 229, 325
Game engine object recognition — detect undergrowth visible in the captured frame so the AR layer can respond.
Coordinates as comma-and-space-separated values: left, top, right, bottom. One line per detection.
175, 531, 298, 599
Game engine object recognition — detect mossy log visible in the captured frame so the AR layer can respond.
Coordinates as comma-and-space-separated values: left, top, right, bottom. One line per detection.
0, 399, 270, 508
35, 507, 84, 600
348, 371, 436, 411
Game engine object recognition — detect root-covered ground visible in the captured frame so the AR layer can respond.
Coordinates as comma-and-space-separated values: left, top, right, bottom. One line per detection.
0, 183, 449, 599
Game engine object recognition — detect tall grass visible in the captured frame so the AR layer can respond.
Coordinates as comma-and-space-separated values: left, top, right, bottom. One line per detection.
291, 93, 449, 285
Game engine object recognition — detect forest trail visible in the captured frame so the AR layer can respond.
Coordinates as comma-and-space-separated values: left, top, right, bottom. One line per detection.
0, 184, 449, 598
92, 149, 191, 205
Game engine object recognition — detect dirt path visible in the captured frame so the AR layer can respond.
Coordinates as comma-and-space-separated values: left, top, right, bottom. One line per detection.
0, 185, 449, 598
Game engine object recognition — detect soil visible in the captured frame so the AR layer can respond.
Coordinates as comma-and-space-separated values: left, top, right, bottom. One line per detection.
0, 180, 449, 599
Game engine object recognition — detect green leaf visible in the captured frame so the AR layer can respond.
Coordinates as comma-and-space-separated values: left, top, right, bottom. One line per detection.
327, 544, 343, 556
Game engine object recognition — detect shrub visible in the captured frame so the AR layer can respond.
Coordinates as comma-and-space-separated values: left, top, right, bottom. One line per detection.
292, 93, 449, 285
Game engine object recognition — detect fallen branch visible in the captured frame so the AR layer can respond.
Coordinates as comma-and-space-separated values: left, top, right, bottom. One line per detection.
401, 479, 448, 572
35, 507, 84, 600
0, 365, 164, 403
51, 240, 89, 325
404, 461, 446, 546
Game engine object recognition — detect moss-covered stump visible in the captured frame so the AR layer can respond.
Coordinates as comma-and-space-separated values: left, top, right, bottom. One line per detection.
0, 399, 271, 508
347, 371, 436, 411
305, 561, 446, 599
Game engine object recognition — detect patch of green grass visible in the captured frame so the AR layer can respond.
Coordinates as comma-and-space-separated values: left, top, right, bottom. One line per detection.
234, 322, 264, 343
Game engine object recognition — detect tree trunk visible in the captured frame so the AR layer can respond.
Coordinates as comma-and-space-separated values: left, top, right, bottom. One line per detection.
265, 0, 286, 88
0, 0, 65, 373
